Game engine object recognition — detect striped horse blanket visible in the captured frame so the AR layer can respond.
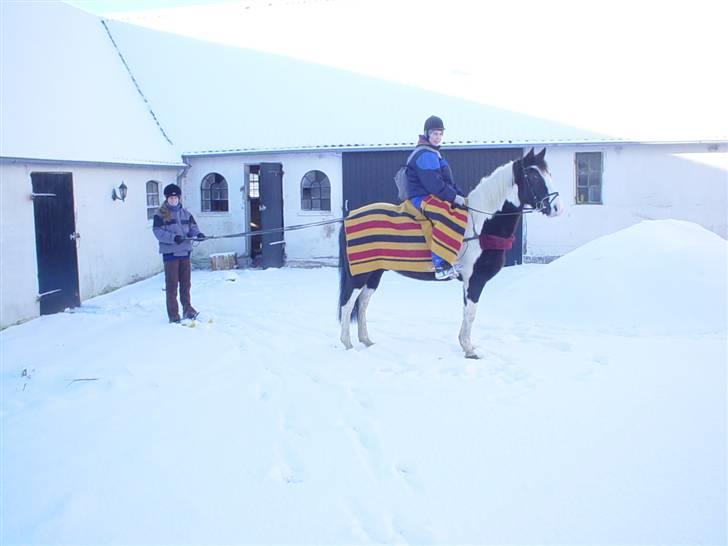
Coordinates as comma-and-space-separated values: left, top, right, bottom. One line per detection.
344, 196, 468, 276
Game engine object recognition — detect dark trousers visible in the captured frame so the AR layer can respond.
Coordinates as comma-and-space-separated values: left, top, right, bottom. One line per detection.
164, 258, 195, 321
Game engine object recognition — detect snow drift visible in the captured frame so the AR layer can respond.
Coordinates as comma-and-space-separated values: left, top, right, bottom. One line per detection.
490, 219, 727, 335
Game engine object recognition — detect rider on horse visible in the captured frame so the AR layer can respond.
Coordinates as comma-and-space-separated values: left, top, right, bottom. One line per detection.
405, 115, 467, 280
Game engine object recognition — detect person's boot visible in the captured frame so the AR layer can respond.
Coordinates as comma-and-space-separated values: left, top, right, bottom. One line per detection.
435, 262, 462, 280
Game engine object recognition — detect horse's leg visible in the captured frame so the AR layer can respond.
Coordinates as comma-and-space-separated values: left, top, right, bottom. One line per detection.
458, 267, 490, 359
356, 270, 384, 347
340, 287, 362, 349
339, 266, 372, 349
458, 253, 505, 358
458, 298, 479, 359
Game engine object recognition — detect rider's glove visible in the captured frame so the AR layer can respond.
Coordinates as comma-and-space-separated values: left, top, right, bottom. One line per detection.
453, 195, 467, 207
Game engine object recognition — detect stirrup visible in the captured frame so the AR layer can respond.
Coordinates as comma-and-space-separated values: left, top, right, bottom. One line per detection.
435, 266, 458, 280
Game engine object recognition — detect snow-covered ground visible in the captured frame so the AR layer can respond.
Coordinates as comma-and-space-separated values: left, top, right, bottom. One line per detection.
1, 220, 726, 544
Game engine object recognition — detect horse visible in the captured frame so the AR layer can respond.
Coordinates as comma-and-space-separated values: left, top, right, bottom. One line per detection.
337, 147, 564, 358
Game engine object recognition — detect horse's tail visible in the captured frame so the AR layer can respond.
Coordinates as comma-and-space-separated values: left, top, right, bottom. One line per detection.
338, 224, 360, 323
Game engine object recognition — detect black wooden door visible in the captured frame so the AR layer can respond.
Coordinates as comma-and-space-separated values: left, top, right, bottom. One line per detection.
342, 147, 524, 264
31, 173, 81, 314
259, 162, 284, 268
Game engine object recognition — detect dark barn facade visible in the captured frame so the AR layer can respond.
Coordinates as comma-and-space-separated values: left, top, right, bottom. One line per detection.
342, 147, 524, 265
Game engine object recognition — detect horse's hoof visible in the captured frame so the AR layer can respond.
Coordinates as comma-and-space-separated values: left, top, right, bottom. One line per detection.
465, 352, 480, 360
360, 339, 374, 347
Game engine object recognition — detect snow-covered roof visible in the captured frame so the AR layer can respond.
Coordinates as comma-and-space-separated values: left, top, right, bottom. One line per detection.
104, 18, 611, 156
0, 1, 183, 166
103, 0, 727, 154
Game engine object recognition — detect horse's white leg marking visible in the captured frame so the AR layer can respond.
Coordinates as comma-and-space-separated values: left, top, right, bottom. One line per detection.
458, 297, 479, 359
356, 287, 376, 347
340, 288, 362, 350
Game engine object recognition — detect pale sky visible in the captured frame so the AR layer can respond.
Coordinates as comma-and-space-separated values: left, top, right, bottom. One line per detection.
64, 0, 225, 15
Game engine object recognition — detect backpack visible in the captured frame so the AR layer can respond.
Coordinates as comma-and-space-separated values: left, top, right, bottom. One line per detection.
394, 146, 442, 201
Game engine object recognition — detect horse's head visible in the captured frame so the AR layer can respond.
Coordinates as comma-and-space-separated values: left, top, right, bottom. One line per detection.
512, 148, 563, 217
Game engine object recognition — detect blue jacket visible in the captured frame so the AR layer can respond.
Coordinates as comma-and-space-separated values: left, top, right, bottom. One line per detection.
405, 136, 464, 203
153, 202, 200, 256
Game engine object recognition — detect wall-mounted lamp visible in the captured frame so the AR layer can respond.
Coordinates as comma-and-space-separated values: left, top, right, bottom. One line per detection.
112, 181, 128, 202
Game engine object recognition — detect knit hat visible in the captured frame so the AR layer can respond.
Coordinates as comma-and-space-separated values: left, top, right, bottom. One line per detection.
164, 183, 181, 197
424, 115, 445, 135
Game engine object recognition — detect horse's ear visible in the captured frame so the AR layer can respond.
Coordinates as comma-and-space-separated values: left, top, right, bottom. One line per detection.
524, 148, 535, 162
535, 148, 546, 160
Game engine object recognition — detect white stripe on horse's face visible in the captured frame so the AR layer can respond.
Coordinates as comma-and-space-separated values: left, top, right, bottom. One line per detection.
540, 167, 565, 217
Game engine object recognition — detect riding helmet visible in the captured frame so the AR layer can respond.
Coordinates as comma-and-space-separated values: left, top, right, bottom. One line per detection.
164, 183, 182, 197
424, 115, 445, 135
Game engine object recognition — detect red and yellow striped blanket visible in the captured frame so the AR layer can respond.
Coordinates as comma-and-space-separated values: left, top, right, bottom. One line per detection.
344, 197, 467, 276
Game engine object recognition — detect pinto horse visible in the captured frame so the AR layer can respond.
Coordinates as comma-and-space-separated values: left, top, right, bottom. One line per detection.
338, 147, 564, 358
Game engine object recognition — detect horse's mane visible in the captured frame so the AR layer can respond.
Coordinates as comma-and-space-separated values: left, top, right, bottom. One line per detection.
466, 161, 515, 219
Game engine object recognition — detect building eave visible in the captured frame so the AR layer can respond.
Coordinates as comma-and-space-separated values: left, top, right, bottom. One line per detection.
181, 138, 728, 158
0, 155, 187, 169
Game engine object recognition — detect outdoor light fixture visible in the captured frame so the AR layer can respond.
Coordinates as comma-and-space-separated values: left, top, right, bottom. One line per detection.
112, 181, 128, 202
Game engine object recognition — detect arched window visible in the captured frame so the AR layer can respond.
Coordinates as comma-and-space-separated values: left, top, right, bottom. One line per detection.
146, 180, 160, 219
301, 170, 331, 211
201, 172, 229, 212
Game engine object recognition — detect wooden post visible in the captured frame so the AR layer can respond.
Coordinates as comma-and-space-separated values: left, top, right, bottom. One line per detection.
210, 252, 237, 270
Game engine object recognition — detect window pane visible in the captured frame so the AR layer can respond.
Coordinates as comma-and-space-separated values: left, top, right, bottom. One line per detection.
590, 187, 602, 203
575, 152, 602, 205
301, 170, 330, 210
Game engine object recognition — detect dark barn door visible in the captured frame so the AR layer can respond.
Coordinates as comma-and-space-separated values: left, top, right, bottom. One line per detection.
259, 162, 284, 268
31, 172, 81, 314
342, 147, 524, 265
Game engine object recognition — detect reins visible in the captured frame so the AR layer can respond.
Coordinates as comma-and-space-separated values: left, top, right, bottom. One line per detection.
176, 160, 559, 243
179, 194, 558, 243
186, 217, 345, 241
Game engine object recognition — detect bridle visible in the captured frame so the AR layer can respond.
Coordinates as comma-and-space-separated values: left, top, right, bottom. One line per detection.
462, 162, 559, 243
520, 164, 559, 213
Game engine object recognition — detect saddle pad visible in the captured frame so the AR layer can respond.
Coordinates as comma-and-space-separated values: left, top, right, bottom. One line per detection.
344, 201, 433, 276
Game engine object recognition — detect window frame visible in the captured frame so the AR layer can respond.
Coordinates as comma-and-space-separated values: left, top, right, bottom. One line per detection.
574, 151, 604, 205
201, 172, 230, 213
300, 170, 331, 212
146, 180, 160, 220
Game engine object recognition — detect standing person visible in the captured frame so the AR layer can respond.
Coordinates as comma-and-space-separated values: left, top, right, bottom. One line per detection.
153, 183, 206, 322
406, 115, 468, 280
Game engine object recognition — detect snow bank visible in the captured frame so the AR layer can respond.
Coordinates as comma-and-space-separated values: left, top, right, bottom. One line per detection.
1, 262, 725, 544
490, 220, 728, 335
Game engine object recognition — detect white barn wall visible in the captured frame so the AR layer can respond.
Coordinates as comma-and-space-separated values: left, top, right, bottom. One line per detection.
182, 152, 342, 264
524, 144, 728, 257
1, 161, 180, 328
1, 163, 41, 327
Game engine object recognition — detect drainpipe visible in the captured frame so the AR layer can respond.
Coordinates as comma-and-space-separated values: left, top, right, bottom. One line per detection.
176, 158, 192, 192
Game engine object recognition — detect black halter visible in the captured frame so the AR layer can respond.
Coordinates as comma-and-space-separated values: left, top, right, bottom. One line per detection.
520, 164, 559, 212
462, 164, 559, 243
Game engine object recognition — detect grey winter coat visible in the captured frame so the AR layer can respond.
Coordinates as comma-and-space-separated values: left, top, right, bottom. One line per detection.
153, 202, 200, 256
